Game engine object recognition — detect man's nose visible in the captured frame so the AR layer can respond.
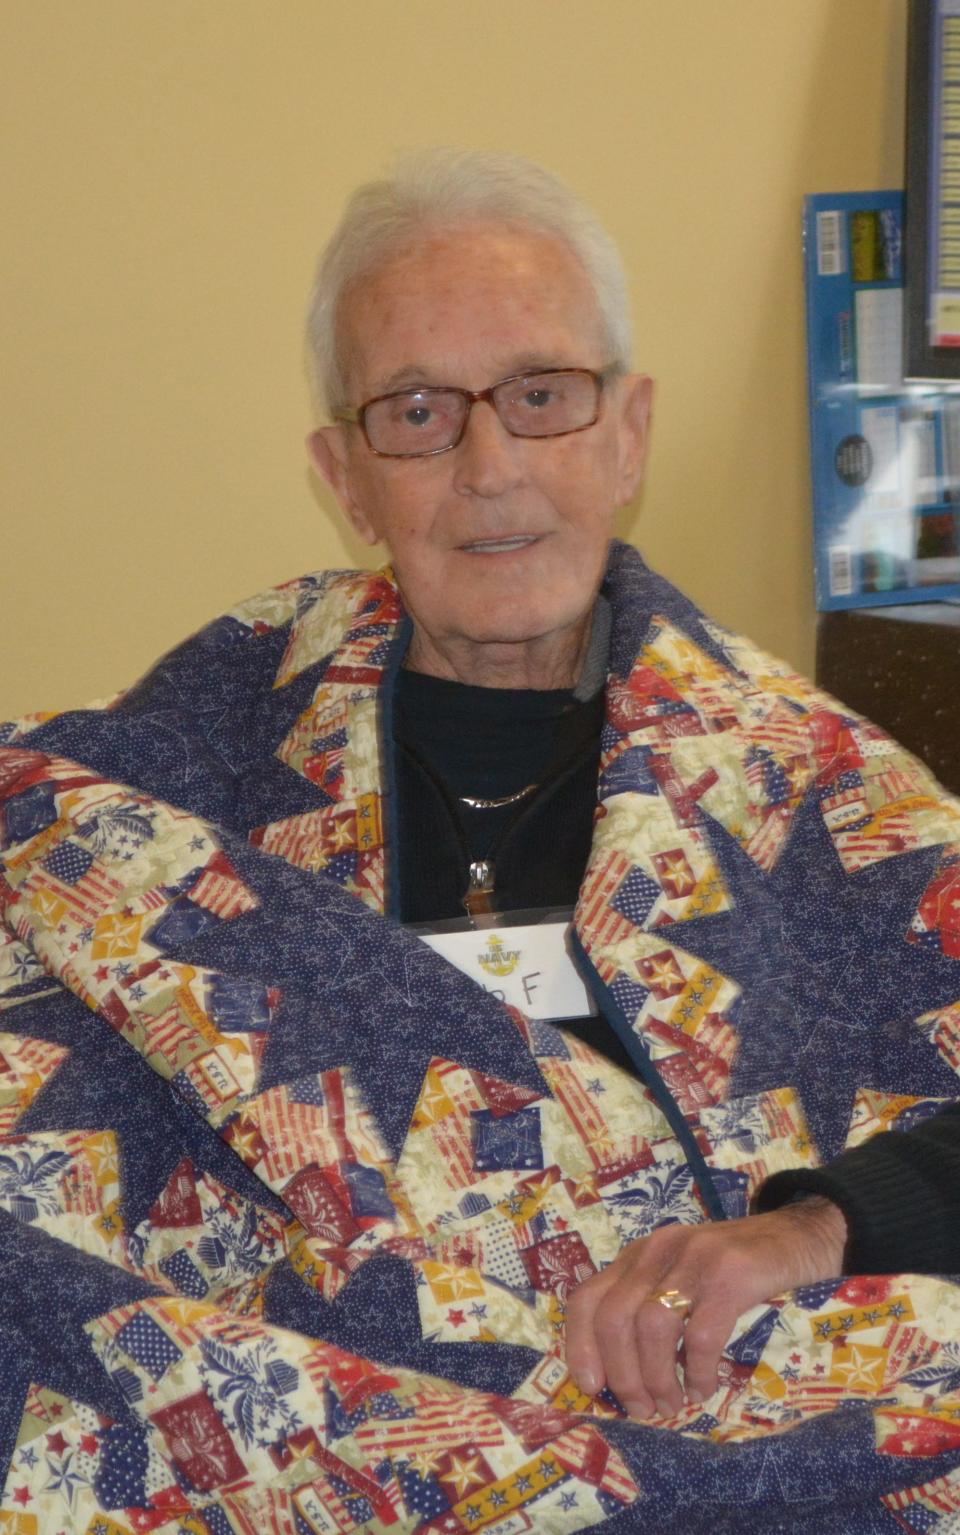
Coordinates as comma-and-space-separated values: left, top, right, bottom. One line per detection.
452, 399, 524, 497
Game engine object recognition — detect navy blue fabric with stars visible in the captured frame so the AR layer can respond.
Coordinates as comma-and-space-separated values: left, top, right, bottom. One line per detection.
665, 798, 960, 1161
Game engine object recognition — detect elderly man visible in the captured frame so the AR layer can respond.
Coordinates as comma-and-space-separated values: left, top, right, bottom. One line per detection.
3, 150, 960, 1529
300, 151, 960, 1418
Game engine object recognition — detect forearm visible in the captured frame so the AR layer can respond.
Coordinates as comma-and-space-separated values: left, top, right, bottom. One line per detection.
756, 1102, 960, 1275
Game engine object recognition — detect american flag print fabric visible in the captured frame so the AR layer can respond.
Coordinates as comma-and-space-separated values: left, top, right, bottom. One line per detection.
1, 542, 959, 1532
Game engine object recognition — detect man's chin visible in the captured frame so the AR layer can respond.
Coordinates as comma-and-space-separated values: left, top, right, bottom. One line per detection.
457, 617, 560, 650
457, 606, 592, 661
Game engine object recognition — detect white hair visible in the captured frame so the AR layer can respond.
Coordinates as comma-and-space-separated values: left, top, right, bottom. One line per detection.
306, 148, 634, 415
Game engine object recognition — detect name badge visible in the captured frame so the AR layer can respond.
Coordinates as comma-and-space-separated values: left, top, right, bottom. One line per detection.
419, 919, 596, 1022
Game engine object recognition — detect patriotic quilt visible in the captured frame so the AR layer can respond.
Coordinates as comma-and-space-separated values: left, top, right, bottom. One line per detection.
1, 540, 960, 1534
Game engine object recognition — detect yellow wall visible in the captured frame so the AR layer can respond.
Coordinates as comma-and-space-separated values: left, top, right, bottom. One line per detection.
1, 0, 907, 719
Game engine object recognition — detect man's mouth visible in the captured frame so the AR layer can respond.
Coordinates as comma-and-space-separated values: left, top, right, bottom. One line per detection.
459, 534, 540, 554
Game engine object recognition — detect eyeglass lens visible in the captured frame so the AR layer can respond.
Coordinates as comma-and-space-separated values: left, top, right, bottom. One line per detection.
362, 370, 601, 456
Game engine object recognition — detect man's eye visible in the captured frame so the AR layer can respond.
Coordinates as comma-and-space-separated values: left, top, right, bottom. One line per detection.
522, 388, 554, 409
402, 405, 433, 427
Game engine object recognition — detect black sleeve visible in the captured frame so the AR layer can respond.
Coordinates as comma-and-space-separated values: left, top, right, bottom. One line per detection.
755, 1102, 960, 1275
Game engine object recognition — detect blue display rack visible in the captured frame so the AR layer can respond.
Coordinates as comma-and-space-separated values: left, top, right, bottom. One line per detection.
806, 189, 960, 609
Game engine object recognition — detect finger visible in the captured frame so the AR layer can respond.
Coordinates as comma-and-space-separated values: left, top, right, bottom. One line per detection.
564, 1264, 620, 1396
632, 1293, 688, 1416
680, 1296, 741, 1405
591, 1280, 658, 1420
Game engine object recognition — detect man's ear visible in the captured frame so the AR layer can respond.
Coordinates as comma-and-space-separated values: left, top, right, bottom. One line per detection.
307, 426, 380, 546
613, 373, 654, 508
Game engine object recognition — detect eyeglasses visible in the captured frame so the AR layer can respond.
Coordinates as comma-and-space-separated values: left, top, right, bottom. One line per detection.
334, 366, 617, 458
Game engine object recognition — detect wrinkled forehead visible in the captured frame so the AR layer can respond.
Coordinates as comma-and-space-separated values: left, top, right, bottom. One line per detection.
336, 220, 606, 400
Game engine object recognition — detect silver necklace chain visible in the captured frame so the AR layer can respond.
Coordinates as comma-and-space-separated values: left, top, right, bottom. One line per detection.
457, 781, 539, 811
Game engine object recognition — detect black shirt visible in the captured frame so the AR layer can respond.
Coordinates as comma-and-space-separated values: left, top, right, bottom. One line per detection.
393, 668, 604, 920
392, 668, 635, 1070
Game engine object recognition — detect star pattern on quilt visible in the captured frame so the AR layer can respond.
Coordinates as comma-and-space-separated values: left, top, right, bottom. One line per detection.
658, 795, 960, 1157
159, 847, 550, 1160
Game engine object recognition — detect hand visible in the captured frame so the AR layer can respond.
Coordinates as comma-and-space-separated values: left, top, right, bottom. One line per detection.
564, 1198, 847, 1420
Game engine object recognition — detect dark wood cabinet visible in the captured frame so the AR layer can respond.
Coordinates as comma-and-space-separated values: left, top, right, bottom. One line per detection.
816, 605, 960, 795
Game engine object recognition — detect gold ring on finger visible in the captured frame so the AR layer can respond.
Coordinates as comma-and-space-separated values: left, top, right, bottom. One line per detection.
649, 1288, 693, 1317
